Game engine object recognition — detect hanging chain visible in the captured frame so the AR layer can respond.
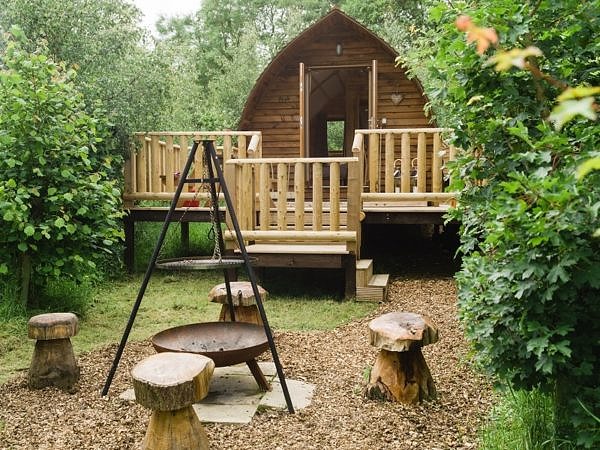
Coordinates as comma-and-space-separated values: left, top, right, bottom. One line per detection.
205, 148, 222, 261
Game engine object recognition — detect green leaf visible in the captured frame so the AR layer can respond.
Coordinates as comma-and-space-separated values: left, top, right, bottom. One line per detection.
54, 217, 65, 228
554, 340, 572, 358
17, 242, 27, 252
0, 263, 8, 274
24, 225, 35, 236
549, 97, 597, 130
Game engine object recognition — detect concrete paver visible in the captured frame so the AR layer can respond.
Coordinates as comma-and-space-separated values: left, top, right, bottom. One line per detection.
120, 361, 314, 424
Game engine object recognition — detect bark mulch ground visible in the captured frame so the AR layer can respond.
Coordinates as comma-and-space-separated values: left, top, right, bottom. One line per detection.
0, 274, 494, 450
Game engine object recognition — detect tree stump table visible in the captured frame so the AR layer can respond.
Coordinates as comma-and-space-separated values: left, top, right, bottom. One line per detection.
364, 311, 438, 404
208, 281, 272, 392
132, 352, 215, 450
27, 312, 80, 390
208, 281, 268, 325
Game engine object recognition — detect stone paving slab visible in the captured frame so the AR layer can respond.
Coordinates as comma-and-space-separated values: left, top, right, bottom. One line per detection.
120, 361, 314, 424
259, 378, 315, 410
193, 403, 259, 424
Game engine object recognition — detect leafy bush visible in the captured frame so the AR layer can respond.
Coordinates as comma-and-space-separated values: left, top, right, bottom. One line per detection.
407, 0, 600, 446
0, 28, 123, 308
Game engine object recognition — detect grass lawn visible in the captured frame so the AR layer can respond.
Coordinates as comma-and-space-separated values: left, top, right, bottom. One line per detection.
0, 270, 376, 384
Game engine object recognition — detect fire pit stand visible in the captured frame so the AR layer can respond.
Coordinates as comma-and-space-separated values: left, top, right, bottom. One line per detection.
102, 139, 294, 413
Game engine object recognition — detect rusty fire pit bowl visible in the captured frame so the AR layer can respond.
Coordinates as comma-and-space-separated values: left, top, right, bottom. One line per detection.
151, 322, 269, 367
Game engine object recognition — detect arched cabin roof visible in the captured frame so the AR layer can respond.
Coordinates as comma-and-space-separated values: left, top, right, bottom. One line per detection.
239, 8, 429, 130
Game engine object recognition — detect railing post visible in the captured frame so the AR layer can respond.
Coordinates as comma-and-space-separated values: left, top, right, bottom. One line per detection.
417, 132, 427, 193
312, 162, 323, 231
368, 133, 380, 193
165, 135, 175, 192
330, 162, 340, 231
401, 133, 411, 193
351, 132, 364, 191
259, 163, 270, 231
384, 132, 394, 193
242, 163, 253, 230
238, 135, 247, 159
136, 135, 148, 193
346, 158, 360, 258
223, 135, 233, 162
294, 163, 305, 231
432, 132, 442, 194
179, 135, 188, 173
277, 163, 288, 231
150, 135, 161, 193
224, 160, 237, 249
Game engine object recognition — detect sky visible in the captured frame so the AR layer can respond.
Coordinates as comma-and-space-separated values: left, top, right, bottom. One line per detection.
129, 0, 201, 33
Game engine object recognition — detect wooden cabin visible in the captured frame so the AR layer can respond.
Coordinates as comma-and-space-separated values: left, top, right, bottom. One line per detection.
122, 9, 457, 300
240, 7, 431, 160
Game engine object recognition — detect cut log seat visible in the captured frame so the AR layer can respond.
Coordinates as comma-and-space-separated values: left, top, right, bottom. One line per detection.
364, 311, 439, 404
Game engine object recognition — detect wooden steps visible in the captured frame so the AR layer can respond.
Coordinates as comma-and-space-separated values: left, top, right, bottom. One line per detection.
355, 259, 390, 302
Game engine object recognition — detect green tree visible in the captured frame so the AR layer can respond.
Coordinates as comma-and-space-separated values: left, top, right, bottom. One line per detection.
0, 0, 175, 153
406, 0, 600, 446
0, 29, 123, 308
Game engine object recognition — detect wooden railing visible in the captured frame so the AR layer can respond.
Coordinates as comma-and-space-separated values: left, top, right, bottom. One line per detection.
223, 157, 361, 254
123, 131, 262, 207
352, 128, 457, 205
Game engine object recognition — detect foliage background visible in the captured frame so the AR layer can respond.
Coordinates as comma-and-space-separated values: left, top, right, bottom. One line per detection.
402, 0, 600, 446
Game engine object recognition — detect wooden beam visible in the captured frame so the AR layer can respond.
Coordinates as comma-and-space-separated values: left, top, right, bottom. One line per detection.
223, 230, 356, 242
362, 192, 455, 202
226, 157, 357, 165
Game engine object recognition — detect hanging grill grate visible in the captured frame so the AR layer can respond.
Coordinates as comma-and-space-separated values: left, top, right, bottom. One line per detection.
155, 255, 250, 270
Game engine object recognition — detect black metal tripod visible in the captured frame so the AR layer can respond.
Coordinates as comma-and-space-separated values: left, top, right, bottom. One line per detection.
102, 139, 295, 414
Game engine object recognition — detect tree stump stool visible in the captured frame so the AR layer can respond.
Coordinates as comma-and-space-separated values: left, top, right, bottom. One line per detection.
27, 312, 80, 390
208, 281, 267, 325
364, 311, 438, 404
132, 352, 215, 450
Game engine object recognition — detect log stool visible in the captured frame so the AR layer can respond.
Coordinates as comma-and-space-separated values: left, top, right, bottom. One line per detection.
132, 352, 215, 450
208, 281, 267, 325
364, 311, 438, 404
27, 312, 80, 390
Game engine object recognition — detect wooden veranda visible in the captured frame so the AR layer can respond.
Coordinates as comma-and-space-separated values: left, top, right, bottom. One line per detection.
122, 128, 457, 300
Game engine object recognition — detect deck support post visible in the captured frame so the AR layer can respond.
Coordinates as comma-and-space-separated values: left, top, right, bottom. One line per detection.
124, 213, 135, 273
343, 253, 356, 300
181, 222, 190, 255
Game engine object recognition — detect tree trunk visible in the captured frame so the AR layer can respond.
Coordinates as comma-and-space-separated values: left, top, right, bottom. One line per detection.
19, 253, 31, 309
142, 407, 209, 450
364, 348, 436, 404
554, 375, 574, 442
28, 338, 80, 390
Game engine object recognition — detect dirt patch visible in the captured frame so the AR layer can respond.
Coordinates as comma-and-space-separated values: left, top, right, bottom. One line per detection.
0, 276, 493, 449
